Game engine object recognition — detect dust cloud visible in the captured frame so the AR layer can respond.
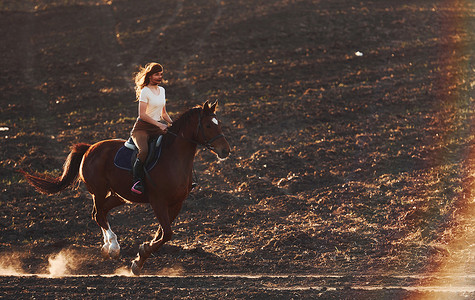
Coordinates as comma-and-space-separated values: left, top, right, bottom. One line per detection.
0, 252, 26, 276
1, 249, 183, 277
0, 249, 84, 277
113, 266, 132, 276
47, 249, 82, 277
155, 265, 185, 276
112, 264, 184, 277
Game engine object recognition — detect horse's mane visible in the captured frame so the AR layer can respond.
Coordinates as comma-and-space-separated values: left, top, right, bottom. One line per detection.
161, 106, 202, 149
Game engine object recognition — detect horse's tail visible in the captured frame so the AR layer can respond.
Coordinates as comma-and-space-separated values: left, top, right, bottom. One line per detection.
21, 143, 91, 194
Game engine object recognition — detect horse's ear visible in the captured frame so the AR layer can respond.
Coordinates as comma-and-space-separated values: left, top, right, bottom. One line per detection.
210, 100, 218, 112
203, 100, 210, 112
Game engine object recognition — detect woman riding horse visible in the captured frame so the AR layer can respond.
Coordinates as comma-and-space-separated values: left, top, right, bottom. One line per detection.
22, 100, 230, 275
130, 62, 173, 195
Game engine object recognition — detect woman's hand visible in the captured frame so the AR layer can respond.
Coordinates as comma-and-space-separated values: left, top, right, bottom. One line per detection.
157, 122, 168, 131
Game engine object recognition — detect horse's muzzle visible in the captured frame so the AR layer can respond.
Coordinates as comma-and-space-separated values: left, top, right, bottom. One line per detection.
218, 147, 230, 159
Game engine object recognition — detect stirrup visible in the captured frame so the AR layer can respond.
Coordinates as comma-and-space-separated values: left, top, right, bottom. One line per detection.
131, 181, 144, 194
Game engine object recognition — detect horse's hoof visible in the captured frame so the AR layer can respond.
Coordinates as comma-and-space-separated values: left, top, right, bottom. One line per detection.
131, 260, 141, 276
109, 243, 120, 260
109, 249, 120, 260
101, 244, 110, 259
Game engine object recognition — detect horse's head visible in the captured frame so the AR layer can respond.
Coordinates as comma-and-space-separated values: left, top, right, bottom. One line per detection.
197, 100, 230, 159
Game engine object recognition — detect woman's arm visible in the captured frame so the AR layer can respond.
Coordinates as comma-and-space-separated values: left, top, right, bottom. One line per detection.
138, 101, 168, 130
161, 106, 173, 124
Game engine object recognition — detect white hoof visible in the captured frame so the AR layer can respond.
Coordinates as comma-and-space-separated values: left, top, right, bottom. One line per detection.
101, 226, 121, 259
109, 242, 120, 259
101, 243, 111, 259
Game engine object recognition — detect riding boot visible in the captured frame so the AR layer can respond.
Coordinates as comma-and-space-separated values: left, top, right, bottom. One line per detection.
131, 158, 145, 194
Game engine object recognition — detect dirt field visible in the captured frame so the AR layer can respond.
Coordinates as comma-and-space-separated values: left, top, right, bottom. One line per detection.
1, 0, 474, 298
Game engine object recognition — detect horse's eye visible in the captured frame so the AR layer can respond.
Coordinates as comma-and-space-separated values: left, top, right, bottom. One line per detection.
206, 125, 211, 128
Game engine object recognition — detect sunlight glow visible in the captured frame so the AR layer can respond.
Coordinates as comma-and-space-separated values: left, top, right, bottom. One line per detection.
415, 0, 475, 297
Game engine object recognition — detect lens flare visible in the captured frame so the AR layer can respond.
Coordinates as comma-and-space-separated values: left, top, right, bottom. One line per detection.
414, 0, 475, 297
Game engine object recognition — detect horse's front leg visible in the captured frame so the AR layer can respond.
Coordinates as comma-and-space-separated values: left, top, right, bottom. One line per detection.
131, 203, 172, 275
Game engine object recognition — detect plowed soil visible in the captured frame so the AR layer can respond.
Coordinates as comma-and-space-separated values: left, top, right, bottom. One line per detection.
0, 0, 474, 298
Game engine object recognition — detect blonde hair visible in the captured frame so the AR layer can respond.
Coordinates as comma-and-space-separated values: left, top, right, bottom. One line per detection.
134, 62, 163, 100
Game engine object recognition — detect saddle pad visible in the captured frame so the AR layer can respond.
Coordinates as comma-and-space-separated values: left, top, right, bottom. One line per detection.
113, 145, 162, 172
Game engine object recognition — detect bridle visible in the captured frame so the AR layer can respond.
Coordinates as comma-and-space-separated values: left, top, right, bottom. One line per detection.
197, 112, 226, 151
167, 109, 225, 152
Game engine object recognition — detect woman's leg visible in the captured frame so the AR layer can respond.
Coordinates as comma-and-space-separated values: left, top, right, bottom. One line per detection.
130, 131, 149, 194
132, 131, 149, 162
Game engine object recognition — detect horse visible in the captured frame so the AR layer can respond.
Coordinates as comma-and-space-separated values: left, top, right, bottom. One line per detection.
21, 100, 230, 275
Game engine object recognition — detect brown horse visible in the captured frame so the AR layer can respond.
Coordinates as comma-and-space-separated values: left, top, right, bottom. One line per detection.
22, 100, 230, 275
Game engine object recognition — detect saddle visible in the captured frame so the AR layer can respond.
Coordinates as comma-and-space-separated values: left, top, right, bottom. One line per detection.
114, 136, 163, 172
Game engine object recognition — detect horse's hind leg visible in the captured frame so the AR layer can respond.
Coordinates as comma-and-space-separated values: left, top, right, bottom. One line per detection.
92, 193, 125, 259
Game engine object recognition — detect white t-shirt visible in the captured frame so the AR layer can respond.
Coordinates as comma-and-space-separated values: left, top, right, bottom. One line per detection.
139, 86, 166, 121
